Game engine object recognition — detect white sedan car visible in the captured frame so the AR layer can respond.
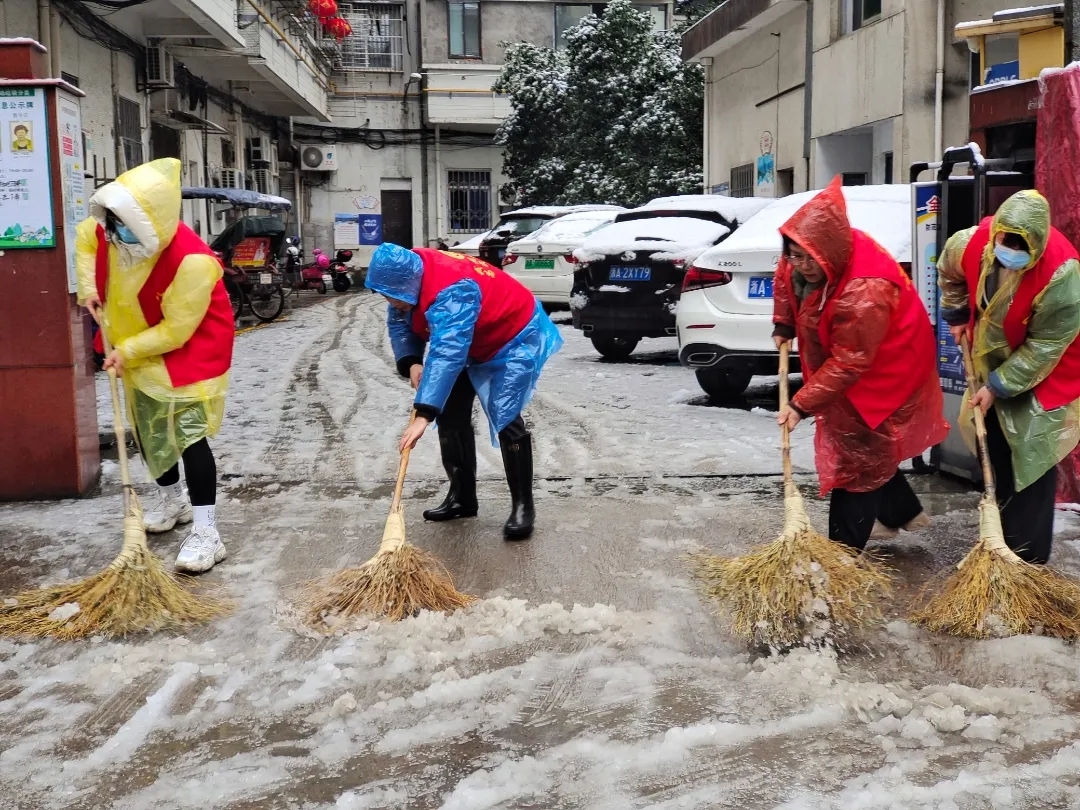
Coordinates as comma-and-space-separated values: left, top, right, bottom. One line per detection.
501, 210, 620, 306
676, 185, 912, 399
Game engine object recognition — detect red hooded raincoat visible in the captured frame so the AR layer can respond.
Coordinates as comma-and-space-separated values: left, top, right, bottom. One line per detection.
773, 178, 949, 495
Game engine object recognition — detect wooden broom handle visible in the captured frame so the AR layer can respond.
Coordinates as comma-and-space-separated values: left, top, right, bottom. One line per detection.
961, 336, 997, 503
779, 343, 794, 491
390, 410, 417, 513
96, 310, 135, 508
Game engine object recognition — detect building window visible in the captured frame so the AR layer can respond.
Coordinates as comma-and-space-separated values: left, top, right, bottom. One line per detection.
449, 1, 481, 59
447, 170, 491, 232
554, 3, 663, 49
336, 3, 405, 71
852, 0, 881, 32
61, 72, 79, 88
842, 172, 868, 186
730, 164, 754, 198
883, 152, 894, 184
221, 138, 236, 169
116, 96, 144, 172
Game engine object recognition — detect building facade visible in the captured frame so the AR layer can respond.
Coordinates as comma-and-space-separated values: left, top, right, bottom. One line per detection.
2, 0, 672, 264
682, 0, 1018, 197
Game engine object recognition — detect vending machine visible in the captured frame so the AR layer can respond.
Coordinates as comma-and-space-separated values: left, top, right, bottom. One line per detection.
909, 145, 1033, 484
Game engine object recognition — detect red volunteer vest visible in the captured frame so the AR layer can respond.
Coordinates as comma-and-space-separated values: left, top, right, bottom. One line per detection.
818, 230, 936, 430
410, 248, 536, 363
95, 222, 235, 388
962, 217, 1080, 410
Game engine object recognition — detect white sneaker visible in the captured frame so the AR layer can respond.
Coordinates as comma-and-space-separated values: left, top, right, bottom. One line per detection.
175, 526, 227, 573
144, 489, 193, 533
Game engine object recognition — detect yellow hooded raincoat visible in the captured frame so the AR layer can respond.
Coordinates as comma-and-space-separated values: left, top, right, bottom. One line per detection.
75, 158, 229, 479
938, 190, 1080, 491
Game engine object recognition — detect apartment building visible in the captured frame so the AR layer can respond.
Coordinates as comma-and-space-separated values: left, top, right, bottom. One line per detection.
682, 0, 1017, 197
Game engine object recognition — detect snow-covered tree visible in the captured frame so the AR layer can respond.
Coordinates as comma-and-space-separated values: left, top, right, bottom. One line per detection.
494, 0, 703, 207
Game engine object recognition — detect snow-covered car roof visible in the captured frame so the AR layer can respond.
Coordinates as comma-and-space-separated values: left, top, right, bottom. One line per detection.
693, 185, 912, 265
507, 211, 620, 251
575, 216, 732, 264
500, 204, 625, 219
626, 195, 773, 222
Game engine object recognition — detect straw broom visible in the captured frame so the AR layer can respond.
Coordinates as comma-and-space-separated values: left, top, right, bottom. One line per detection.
299, 412, 475, 626
910, 339, 1080, 639
692, 344, 892, 648
0, 323, 227, 640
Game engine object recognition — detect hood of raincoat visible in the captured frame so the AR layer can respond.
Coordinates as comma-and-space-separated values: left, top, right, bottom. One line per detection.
88, 158, 182, 261
365, 242, 423, 305
987, 189, 1051, 271
778, 176, 852, 284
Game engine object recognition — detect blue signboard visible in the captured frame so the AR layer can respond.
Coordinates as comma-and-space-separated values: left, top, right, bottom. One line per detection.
985, 60, 1020, 86
937, 286, 966, 395
359, 214, 383, 245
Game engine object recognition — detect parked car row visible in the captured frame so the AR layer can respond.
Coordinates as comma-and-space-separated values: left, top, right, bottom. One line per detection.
469, 185, 913, 400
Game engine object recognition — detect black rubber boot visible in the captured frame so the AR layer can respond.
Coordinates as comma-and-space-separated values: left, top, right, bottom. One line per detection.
501, 434, 535, 540
423, 430, 479, 522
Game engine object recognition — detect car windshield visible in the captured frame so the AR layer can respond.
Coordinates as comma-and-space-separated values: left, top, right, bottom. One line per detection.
491, 216, 548, 238
535, 215, 615, 241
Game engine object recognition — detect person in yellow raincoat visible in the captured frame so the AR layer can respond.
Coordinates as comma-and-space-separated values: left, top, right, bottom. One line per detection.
76, 158, 235, 573
938, 190, 1080, 564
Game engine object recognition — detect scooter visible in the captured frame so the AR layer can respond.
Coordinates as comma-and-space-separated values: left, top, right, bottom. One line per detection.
329, 249, 353, 293
303, 249, 333, 295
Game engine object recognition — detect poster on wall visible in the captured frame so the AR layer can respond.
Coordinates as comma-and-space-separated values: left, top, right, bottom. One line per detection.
755, 132, 775, 198
0, 87, 54, 249
56, 91, 86, 291
334, 214, 359, 248
359, 214, 383, 245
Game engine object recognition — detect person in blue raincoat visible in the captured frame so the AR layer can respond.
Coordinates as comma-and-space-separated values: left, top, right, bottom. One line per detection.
366, 243, 564, 539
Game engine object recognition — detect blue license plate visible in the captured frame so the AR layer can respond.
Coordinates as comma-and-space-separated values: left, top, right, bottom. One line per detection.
609, 266, 651, 282
748, 277, 774, 299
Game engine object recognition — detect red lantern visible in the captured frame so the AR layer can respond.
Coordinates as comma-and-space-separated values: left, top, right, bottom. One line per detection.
324, 15, 352, 40
308, 0, 337, 18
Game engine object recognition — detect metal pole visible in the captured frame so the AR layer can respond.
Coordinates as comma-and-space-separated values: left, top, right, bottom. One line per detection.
1067, 0, 1080, 63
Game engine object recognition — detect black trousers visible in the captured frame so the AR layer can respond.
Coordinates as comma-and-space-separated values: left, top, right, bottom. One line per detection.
437, 372, 529, 443
984, 407, 1056, 564
830, 470, 923, 551
155, 438, 217, 507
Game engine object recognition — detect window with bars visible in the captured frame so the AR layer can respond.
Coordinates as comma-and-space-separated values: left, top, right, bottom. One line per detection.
447, 170, 491, 233
116, 96, 144, 172
336, 2, 405, 72
449, 1, 481, 58
729, 164, 754, 198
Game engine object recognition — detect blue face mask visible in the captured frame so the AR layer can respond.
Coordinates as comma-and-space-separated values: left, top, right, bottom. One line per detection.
994, 243, 1030, 271
112, 222, 140, 245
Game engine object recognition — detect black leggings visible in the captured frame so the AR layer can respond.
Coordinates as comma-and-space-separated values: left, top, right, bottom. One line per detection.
438, 372, 529, 443
155, 439, 217, 506
984, 408, 1056, 564
829, 470, 924, 551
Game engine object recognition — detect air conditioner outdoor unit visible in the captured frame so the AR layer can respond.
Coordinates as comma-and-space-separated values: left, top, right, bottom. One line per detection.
499, 183, 520, 206
247, 135, 273, 166
145, 45, 176, 89
251, 168, 275, 195
219, 168, 244, 189
300, 144, 338, 172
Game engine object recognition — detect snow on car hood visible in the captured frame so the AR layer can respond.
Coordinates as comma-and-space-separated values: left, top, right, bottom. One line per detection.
574, 217, 731, 264
694, 185, 912, 268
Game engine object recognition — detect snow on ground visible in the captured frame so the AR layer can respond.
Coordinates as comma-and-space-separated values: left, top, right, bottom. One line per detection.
2, 294, 1080, 809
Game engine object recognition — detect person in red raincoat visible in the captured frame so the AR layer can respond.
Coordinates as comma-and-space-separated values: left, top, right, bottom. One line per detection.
772, 178, 949, 551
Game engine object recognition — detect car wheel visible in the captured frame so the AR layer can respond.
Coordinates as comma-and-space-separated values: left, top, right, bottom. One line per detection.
591, 335, 640, 361
695, 367, 753, 400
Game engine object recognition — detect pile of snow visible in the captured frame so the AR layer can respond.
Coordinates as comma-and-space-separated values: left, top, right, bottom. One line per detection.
509, 211, 620, 252
694, 185, 913, 269
574, 217, 731, 263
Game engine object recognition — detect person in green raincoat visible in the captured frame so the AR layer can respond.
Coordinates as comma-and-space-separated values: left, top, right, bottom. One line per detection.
938, 189, 1080, 564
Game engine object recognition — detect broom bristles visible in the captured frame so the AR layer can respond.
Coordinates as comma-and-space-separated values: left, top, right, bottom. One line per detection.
692, 491, 892, 648
299, 540, 475, 627
0, 507, 228, 639
910, 501, 1080, 639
